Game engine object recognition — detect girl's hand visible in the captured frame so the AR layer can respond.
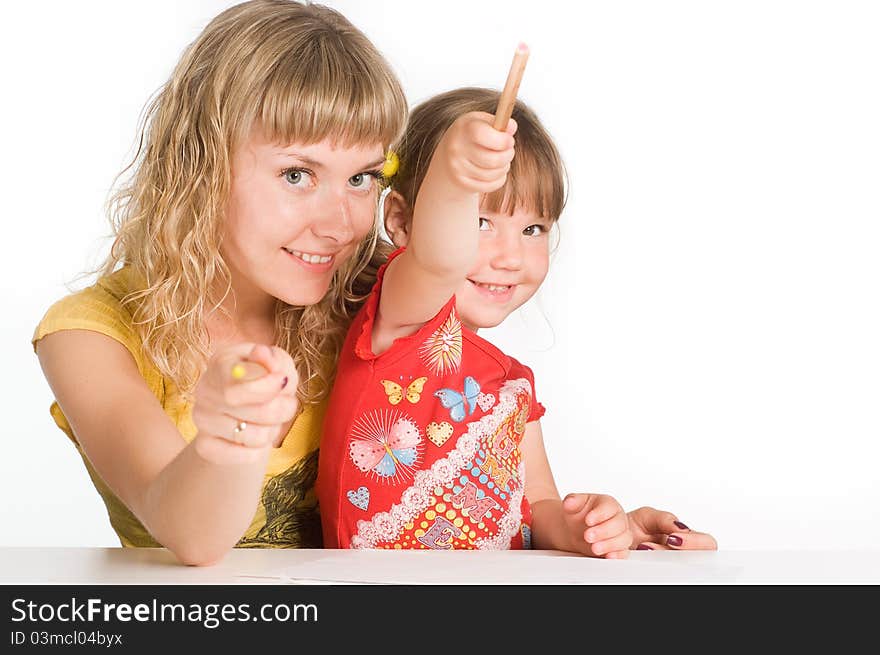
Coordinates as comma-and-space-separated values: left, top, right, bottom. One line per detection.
562, 493, 632, 559
191, 343, 299, 465
434, 111, 517, 195
627, 506, 718, 551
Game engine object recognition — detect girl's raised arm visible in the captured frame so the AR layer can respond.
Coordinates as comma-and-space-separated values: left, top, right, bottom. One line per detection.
375, 46, 528, 348
375, 113, 517, 348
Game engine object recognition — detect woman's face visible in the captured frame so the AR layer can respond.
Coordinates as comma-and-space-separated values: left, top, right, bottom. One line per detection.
222, 131, 386, 310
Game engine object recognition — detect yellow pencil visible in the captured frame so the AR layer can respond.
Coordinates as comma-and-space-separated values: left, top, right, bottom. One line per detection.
230, 361, 268, 382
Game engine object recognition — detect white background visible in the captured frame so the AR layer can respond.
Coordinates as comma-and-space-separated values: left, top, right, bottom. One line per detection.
1, 1, 877, 550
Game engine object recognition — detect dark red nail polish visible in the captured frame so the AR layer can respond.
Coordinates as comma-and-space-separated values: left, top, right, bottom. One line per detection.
667, 535, 683, 547
636, 544, 653, 550
281, 376, 288, 389
674, 521, 689, 530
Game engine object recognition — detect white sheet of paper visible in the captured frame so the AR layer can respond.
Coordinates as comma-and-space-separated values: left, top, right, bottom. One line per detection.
277, 550, 742, 585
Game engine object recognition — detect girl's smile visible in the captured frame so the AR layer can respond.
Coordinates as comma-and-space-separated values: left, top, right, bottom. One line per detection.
468, 279, 517, 303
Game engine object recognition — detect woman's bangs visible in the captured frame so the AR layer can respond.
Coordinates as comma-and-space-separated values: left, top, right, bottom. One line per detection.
259, 48, 404, 148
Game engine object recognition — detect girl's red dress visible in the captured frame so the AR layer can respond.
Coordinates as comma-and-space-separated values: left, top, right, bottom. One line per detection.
317, 248, 545, 549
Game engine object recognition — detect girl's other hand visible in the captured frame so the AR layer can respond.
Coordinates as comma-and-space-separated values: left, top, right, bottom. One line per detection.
562, 493, 632, 559
191, 343, 300, 465
627, 506, 719, 551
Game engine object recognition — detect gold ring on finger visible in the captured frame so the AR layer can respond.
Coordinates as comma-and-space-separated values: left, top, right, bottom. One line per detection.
231, 420, 247, 442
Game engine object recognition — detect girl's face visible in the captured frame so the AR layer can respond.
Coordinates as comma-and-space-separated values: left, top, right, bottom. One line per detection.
222, 132, 386, 310
454, 206, 552, 331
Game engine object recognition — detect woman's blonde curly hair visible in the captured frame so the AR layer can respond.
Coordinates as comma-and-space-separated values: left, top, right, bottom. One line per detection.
100, 0, 406, 404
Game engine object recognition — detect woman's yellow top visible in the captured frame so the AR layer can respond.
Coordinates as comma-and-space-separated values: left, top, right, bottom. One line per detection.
32, 267, 324, 548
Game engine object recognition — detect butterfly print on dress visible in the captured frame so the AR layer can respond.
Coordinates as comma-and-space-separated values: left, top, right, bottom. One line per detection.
348, 409, 423, 483
379, 375, 428, 405
434, 376, 481, 423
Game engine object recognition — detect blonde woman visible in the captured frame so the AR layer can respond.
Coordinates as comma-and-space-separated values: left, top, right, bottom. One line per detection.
32, 0, 405, 566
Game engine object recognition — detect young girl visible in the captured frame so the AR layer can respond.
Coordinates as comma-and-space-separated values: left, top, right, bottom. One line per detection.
317, 87, 635, 556
32, 0, 406, 565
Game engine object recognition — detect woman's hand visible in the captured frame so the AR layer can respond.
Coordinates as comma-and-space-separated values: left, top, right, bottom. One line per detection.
191, 343, 299, 465
627, 506, 718, 551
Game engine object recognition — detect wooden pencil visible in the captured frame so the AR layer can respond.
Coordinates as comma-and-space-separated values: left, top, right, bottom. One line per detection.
493, 42, 530, 131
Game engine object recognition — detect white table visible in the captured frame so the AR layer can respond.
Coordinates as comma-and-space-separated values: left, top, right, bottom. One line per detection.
2, 547, 878, 585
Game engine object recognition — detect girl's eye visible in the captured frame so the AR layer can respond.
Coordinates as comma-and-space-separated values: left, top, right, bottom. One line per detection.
478, 217, 491, 231
523, 224, 546, 236
283, 168, 312, 187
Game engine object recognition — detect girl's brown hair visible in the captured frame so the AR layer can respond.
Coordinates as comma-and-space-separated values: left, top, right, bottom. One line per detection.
392, 87, 567, 221
100, 0, 406, 403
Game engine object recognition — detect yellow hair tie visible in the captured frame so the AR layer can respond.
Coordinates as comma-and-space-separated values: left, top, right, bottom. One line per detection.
381, 150, 399, 179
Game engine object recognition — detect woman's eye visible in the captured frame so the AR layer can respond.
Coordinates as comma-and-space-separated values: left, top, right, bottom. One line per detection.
349, 173, 375, 190
523, 224, 546, 236
283, 169, 311, 186
478, 217, 491, 231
